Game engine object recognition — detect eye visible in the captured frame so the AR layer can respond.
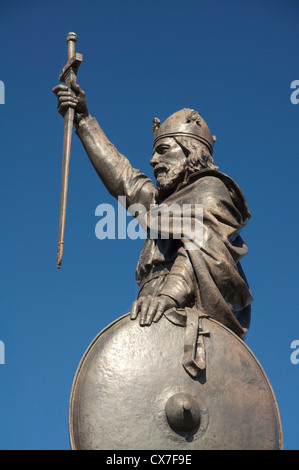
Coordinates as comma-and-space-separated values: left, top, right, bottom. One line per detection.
156, 145, 169, 155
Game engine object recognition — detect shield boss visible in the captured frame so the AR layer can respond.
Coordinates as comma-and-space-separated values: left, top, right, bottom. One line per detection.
69, 314, 283, 450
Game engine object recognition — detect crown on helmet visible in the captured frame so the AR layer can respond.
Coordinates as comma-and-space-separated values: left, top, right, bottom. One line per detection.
152, 108, 216, 155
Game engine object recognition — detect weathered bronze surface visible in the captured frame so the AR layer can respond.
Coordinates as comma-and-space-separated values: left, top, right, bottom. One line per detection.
69, 314, 283, 450
53, 33, 282, 450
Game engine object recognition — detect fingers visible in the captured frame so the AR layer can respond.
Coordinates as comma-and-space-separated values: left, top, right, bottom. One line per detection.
53, 81, 89, 120
139, 297, 151, 326
70, 81, 84, 96
57, 97, 78, 115
130, 296, 167, 326
130, 299, 141, 320
52, 84, 68, 95
53, 85, 77, 115
55, 89, 76, 101
57, 96, 77, 106
152, 302, 166, 323
146, 298, 164, 325
53, 82, 83, 96
53, 84, 81, 105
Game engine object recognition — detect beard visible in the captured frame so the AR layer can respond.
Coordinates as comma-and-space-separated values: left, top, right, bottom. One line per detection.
155, 163, 186, 200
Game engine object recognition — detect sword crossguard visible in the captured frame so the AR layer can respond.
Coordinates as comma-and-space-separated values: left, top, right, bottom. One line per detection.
59, 32, 83, 85
59, 54, 83, 84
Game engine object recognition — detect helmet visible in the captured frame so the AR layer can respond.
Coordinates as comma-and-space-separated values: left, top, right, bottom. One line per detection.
152, 108, 216, 155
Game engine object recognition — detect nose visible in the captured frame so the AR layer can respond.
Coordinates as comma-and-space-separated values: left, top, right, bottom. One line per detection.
150, 152, 159, 168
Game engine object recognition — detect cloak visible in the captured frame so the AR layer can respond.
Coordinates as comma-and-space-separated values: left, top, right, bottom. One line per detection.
138, 169, 253, 338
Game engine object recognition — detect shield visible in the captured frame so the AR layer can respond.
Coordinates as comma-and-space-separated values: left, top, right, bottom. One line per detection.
69, 313, 283, 450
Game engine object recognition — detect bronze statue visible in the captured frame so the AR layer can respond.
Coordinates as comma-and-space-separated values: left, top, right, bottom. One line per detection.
53, 34, 282, 450
53, 85, 253, 339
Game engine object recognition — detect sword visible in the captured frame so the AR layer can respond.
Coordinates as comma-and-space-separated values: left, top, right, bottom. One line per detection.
56, 32, 83, 269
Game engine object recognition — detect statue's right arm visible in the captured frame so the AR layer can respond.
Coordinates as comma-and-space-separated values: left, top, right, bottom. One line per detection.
76, 116, 155, 210
53, 82, 155, 211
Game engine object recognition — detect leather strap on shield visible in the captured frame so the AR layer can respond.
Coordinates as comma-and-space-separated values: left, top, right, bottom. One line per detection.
164, 307, 209, 379
182, 308, 209, 379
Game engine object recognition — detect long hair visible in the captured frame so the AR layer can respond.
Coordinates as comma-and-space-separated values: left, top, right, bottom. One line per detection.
174, 136, 218, 173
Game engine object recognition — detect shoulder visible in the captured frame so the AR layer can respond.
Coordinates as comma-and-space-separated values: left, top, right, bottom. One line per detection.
193, 173, 229, 196
185, 169, 251, 224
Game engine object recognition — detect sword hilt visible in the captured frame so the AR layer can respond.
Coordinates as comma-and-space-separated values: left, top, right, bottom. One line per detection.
67, 32, 77, 60
59, 32, 82, 86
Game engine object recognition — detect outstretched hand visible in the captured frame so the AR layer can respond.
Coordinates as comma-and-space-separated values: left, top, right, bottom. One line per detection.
130, 294, 177, 326
52, 81, 90, 125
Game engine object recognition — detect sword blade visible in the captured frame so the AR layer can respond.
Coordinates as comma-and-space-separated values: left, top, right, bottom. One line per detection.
56, 32, 81, 269
56, 106, 75, 268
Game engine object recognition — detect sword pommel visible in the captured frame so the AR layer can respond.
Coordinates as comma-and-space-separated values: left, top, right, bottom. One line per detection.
67, 32, 77, 42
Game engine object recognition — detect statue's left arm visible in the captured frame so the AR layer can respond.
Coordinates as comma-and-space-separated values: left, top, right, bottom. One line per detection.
131, 243, 196, 326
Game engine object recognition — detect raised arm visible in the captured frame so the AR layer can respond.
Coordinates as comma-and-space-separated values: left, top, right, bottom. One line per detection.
53, 82, 155, 211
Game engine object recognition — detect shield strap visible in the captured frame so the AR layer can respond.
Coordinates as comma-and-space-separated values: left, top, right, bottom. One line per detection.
164, 307, 210, 379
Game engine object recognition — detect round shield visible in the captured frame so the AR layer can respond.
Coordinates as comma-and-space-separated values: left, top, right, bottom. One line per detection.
69, 313, 283, 450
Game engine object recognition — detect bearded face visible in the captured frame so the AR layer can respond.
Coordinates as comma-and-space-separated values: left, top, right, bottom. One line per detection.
150, 136, 218, 199
150, 137, 187, 198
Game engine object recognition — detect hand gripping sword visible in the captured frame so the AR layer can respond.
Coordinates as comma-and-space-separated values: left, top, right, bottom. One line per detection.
56, 32, 83, 269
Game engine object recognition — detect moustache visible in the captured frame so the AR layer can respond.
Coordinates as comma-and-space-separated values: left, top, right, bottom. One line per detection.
154, 164, 169, 179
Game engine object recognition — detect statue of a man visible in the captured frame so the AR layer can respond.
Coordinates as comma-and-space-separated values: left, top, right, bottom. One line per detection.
53, 82, 253, 339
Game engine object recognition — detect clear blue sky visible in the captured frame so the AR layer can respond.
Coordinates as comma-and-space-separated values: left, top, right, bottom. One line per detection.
0, 0, 298, 450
